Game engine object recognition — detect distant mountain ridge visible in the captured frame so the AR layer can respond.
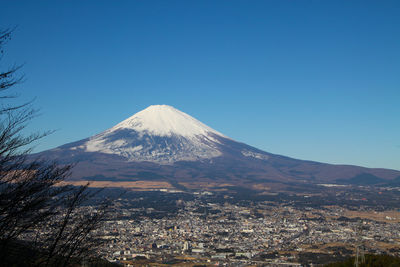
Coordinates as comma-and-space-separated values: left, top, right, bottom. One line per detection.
37, 105, 400, 187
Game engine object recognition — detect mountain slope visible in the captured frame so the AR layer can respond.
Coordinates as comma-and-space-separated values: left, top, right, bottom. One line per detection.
68, 105, 225, 163
37, 105, 400, 186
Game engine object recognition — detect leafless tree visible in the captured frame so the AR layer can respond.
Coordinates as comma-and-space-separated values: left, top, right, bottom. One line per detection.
0, 28, 111, 266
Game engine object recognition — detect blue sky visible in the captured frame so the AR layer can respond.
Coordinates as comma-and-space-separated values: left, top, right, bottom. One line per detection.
1, 1, 399, 170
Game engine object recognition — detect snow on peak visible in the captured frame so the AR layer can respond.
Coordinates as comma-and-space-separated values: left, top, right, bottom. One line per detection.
82, 105, 227, 163
111, 105, 225, 138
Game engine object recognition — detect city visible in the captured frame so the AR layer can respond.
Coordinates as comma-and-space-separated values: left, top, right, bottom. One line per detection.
83, 184, 400, 266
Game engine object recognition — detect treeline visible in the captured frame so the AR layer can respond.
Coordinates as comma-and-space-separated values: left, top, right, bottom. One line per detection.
2, 240, 120, 267
324, 254, 400, 267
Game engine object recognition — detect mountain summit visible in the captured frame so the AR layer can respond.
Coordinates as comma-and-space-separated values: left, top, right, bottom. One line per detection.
41, 105, 400, 186
112, 105, 225, 138
79, 105, 226, 163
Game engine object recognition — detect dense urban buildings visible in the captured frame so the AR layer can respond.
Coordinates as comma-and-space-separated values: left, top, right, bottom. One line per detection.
71, 185, 400, 266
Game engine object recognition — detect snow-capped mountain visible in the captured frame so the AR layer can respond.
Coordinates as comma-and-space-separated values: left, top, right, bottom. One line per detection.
80, 105, 225, 163
38, 105, 400, 186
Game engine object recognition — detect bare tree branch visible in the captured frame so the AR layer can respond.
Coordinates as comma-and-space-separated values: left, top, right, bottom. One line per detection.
0, 28, 111, 267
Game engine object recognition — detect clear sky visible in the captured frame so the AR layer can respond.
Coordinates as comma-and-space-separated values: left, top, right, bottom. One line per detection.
1, 1, 399, 170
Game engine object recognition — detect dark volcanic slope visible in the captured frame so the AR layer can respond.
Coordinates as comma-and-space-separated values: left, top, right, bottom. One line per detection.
35, 105, 400, 186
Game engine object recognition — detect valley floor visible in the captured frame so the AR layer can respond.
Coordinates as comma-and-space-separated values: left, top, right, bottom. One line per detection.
81, 185, 400, 266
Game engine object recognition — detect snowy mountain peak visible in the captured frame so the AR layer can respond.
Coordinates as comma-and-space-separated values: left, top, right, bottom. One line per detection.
80, 105, 227, 163
112, 105, 225, 138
